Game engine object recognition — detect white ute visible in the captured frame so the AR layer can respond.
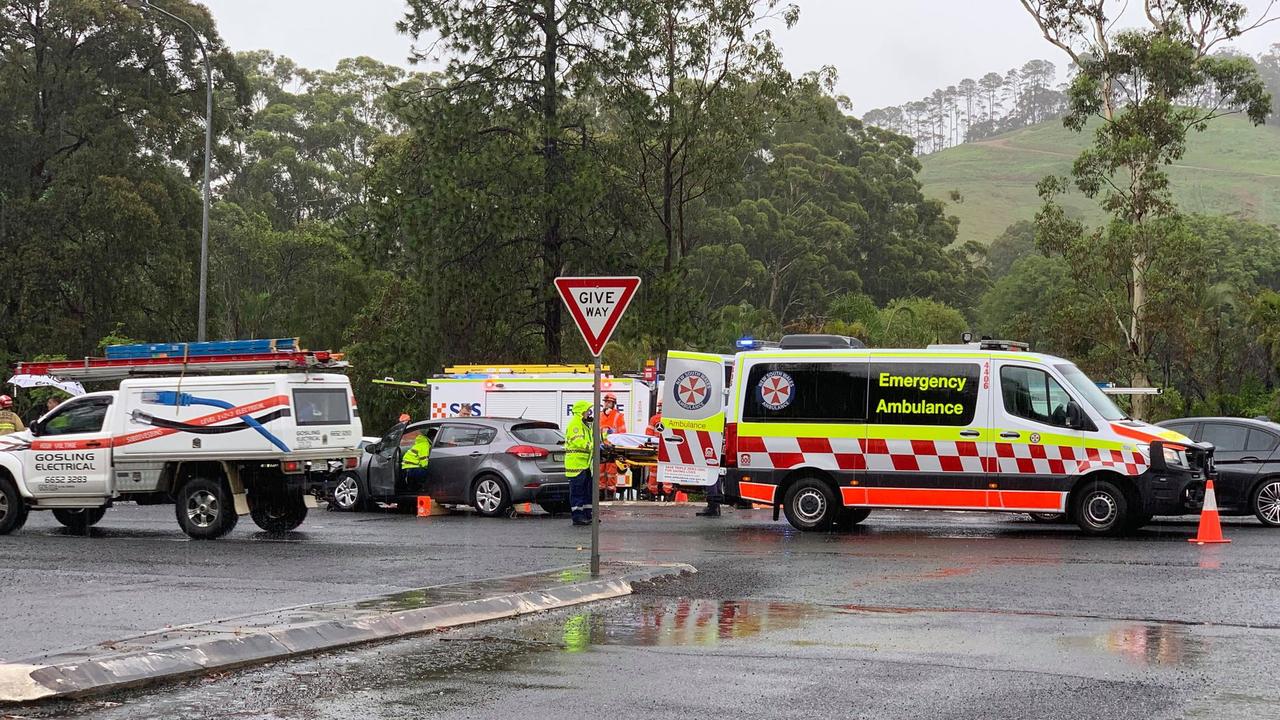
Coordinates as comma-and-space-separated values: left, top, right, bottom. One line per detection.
0, 373, 363, 538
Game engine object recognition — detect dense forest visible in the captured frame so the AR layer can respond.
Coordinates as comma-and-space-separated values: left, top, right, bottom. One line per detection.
1, 1, 1278, 428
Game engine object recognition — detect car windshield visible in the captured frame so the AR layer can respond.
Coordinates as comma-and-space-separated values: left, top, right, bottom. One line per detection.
511, 423, 564, 445
1055, 363, 1128, 421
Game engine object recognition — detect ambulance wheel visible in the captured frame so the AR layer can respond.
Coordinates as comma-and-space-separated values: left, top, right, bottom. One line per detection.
837, 508, 872, 528
0, 476, 29, 535
1073, 479, 1130, 536
783, 477, 840, 531
53, 507, 106, 531
250, 493, 308, 533
175, 478, 238, 540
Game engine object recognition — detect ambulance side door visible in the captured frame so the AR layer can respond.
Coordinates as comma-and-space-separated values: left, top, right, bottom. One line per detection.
992, 361, 1088, 513
26, 395, 115, 497
657, 351, 726, 487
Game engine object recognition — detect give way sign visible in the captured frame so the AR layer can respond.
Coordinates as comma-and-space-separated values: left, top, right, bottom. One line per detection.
554, 276, 641, 357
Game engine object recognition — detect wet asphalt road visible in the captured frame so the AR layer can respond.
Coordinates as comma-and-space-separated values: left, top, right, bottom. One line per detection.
3, 502, 1280, 718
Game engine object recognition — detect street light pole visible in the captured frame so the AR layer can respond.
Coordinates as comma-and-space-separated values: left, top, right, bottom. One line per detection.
128, 0, 212, 342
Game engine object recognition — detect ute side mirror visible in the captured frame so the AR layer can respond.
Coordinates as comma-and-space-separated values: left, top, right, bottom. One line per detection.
29, 420, 43, 437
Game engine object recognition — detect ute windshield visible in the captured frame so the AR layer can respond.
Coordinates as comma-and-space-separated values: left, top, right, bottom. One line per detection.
1055, 364, 1128, 421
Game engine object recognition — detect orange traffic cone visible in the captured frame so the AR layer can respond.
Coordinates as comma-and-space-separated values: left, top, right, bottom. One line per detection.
416, 496, 448, 517
521, 502, 532, 514
1189, 479, 1231, 544
674, 490, 689, 503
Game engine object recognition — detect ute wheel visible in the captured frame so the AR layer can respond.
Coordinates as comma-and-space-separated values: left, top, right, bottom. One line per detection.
472, 475, 512, 518
539, 501, 570, 515
782, 477, 840, 531
1074, 479, 1131, 536
1251, 478, 1280, 527
0, 475, 29, 535
53, 507, 106, 531
1028, 512, 1067, 523
330, 473, 365, 512
175, 477, 239, 540
837, 507, 872, 529
250, 493, 308, 533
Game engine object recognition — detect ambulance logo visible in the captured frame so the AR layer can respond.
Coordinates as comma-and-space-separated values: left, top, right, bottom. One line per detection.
758, 371, 794, 411
674, 370, 712, 411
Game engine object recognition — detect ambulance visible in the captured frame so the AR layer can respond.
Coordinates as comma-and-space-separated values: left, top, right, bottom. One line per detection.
656, 336, 1213, 535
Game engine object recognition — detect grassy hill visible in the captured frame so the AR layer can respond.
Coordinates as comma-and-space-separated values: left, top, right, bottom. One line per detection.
919, 114, 1280, 245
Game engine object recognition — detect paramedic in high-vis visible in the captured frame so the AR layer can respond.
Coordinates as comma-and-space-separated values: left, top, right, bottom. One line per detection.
565, 400, 594, 526
401, 431, 432, 486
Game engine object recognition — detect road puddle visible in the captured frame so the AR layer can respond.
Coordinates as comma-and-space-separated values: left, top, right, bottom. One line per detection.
1060, 622, 1208, 667
511, 598, 832, 652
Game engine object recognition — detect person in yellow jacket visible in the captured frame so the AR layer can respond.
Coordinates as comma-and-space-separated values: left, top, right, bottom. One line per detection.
0, 396, 24, 436
565, 400, 594, 526
401, 431, 432, 490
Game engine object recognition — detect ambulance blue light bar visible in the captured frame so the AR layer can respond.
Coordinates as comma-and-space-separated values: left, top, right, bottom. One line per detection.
736, 336, 760, 350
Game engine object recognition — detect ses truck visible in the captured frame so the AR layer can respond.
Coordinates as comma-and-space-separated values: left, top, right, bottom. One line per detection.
657, 335, 1213, 536
0, 373, 362, 539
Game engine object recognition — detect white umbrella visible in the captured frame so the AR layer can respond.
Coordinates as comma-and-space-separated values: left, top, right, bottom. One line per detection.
7, 374, 86, 397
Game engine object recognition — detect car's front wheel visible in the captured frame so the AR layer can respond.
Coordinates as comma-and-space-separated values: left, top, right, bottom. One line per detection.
1251, 478, 1280, 527
1074, 479, 1130, 536
782, 477, 839, 531
472, 475, 512, 518
0, 475, 29, 535
331, 473, 365, 512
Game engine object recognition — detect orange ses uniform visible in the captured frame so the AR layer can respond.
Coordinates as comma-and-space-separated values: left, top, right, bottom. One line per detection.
599, 404, 627, 491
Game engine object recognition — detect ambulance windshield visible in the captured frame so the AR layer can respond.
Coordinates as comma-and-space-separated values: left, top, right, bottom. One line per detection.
1055, 364, 1127, 421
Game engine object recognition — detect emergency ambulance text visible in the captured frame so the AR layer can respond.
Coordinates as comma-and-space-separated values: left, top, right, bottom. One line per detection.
877, 372, 967, 393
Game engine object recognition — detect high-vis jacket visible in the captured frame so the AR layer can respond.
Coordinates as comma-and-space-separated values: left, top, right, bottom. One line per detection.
600, 407, 626, 436
565, 400, 593, 475
401, 433, 431, 470
0, 410, 23, 436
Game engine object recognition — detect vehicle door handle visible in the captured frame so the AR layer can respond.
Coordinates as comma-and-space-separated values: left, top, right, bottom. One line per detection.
959, 430, 980, 438
83, 440, 104, 448
1000, 432, 1021, 439
469, 451, 482, 457
1242, 456, 1261, 463
664, 435, 684, 445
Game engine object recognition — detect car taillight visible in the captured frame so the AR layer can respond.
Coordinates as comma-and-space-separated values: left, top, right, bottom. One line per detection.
724, 422, 738, 468
507, 445, 549, 459
344, 456, 359, 469
282, 460, 301, 473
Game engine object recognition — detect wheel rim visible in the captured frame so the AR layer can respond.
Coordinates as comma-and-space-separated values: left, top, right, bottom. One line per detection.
187, 490, 219, 528
0, 493, 8, 522
335, 477, 359, 508
794, 488, 827, 524
1257, 482, 1280, 525
1083, 491, 1117, 528
476, 479, 502, 514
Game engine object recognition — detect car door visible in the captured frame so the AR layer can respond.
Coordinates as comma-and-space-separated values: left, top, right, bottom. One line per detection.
426, 423, 495, 503
1200, 422, 1266, 510
25, 395, 115, 498
365, 422, 407, 499
992, 362, 1087, 514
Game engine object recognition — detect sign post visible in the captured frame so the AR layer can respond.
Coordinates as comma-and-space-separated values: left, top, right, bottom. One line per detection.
554, 276, 641, 576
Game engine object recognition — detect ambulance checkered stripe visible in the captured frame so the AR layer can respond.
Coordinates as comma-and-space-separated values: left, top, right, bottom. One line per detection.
657, 427, 719, 466
737, 435, 1147, 476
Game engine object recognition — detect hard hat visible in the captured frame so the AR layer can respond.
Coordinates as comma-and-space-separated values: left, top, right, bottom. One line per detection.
572, 399, 592, 415
604, 392, 618, 402
398, 413, 410, 423
0, 395, 11, 408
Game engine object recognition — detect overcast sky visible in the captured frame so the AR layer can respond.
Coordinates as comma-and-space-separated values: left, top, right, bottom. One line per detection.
201, 0, 1279, 114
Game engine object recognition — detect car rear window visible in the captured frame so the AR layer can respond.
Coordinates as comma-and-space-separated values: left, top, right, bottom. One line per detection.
293, 388, 351, 426
511, 423, 564, 444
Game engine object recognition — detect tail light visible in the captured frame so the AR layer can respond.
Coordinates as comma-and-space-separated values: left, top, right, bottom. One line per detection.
507, 445, 550, 459
282, 460, 301, 473
723, 422, 738, 468
344, 456, 359, 469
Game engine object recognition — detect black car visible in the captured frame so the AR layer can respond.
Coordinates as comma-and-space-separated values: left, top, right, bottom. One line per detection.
1157, 416, 1280, 526
321, 417, 568, 516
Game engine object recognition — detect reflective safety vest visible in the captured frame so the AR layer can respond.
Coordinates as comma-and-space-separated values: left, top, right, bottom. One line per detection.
564, 416, 592, 475
401, 434, 431, 470
0, 410, 23, 436
600, 408, 626, 436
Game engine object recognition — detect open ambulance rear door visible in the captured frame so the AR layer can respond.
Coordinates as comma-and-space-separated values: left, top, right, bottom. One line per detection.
657, 351, 731, 487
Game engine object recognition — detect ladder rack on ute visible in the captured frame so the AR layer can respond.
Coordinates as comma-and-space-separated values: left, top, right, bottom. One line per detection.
14, 339, 348, 382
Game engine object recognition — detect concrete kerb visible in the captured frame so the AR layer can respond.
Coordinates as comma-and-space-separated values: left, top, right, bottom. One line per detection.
0, 561, 694, 704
